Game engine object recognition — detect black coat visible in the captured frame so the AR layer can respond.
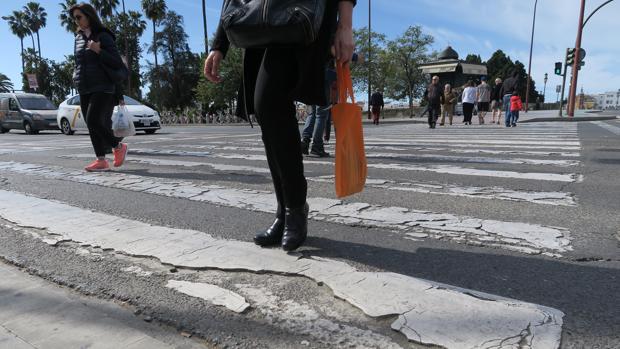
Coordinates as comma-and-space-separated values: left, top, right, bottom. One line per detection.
212, 0, 356, 119
73, 28, 124, 99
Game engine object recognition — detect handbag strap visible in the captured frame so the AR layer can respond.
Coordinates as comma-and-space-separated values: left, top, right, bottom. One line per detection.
336, 62, 355, 104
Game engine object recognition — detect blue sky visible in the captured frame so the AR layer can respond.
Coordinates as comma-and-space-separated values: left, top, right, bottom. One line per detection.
2, 0, 619, 99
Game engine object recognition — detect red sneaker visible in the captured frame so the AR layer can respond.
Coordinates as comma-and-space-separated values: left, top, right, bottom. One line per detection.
84, 159, 110, 172
113, 143, 128, 167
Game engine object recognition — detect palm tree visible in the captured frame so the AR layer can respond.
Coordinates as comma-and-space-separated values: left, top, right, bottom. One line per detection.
2, 11, 31, 75
23, 2, 47, 59
0, 73, 14, 93
90, 0, 120, 19
141, 0, 166, 70
59, 0, 78, 33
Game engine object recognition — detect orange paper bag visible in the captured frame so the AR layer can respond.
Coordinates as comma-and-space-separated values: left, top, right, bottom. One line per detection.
332, 62, 367, 198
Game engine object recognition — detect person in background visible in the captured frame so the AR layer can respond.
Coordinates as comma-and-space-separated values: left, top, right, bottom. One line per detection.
461, 80, 477, 125
490, 77, 503, 124
70, 2, 127, 172
500, 70, 519, 127
476, 77, 491, 124
424, 75, 443, 128
204, 0, 356, 251
370, 91, 384, 125
440, 84, 457, 126
509, 91, 523, 127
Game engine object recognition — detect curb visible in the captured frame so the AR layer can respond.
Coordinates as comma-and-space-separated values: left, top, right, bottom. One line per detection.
519, 116, 619, 123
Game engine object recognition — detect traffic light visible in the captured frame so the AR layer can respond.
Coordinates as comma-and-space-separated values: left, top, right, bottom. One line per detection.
566, 48, 576, 65
554, 62, 562, 75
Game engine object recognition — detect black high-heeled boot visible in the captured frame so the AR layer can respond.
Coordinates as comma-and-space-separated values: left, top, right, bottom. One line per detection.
281, 202, 309, 251
254, 205, 285, 246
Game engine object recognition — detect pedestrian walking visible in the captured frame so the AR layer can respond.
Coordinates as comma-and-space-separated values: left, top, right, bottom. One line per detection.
204, 0, 356, 251
476, 77, 491, 124
301, 105, 331, 157
70, 3, 128, 172
370, 91, 384, 125
461, 80, 477, 125
509, 91, 523, 127
500, 70, 520, 127
440, 84, 457, 126
490, 78, 503, 124
424, 75, 443, 128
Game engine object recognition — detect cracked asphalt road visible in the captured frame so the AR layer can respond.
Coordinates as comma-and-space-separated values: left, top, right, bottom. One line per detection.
0, 120, 619, 348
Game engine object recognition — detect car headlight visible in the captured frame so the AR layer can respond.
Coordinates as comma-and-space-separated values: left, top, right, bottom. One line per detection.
32, 114, 43, 120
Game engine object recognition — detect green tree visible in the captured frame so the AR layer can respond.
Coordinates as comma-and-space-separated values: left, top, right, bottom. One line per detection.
23, 2, 47, 59
385, 26, 434, 115
141, 0, 166, 70
486, 49, 514, 85
3, 11, 31, 78
351, 27, 387, 97
195, 47, 243, 115
90, 0, 119, 19
104, 11, 147, 98
465, 54, 483, 64
0, 73, 14, 93
147, 11, 200, 110
59, 0, 78, 33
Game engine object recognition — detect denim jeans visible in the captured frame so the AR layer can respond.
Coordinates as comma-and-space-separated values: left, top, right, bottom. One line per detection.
301, 105, 330, 149
511, 110, 519, 125
503, 94, 512, 127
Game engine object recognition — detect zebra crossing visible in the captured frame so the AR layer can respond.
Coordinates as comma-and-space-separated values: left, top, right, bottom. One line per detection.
0, 122, 587, 348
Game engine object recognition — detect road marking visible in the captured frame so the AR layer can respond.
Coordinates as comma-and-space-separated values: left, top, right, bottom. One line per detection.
128, 149, 583, 182
366, 152, 580, 167
58, 154, 578, 206
592, 121, 620, 135
0, 189, 564, 349
166, 281, 250, 313
364, 138, 581, 146
0, 161, 573, 255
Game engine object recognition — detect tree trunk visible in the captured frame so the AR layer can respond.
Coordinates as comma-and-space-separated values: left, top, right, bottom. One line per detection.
20, 38, 25, 75
152, 20, 158, 69
36, 31, 41, 59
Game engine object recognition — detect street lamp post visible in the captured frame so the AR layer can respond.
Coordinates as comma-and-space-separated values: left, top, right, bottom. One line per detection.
525, 0, 538, 113
202, 0, 208, 53
543, 72, 548, 102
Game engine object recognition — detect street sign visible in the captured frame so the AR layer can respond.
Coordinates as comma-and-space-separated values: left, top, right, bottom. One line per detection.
556, 85, 561, 93
26, 74, 38, 90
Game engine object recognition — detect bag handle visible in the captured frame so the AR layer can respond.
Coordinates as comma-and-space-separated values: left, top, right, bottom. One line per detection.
336, 61, 355, 104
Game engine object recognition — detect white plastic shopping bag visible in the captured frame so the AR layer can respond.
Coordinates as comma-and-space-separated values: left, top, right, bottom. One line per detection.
112, 105, 136, 137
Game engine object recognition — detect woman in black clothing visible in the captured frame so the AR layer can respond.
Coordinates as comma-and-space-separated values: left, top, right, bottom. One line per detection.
70, 3, 127, 172
204, 0, 356, 251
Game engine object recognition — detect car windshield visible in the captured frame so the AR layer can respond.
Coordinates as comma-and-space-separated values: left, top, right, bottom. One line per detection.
17, 97, 56, 110
124, 96, 142, 106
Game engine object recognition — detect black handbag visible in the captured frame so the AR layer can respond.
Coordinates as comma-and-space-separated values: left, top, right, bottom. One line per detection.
221, 0, 327, 48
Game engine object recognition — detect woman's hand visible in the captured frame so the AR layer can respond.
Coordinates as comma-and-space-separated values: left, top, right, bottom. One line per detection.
87, 40, 101, 54
334, 1, 354, 63
204, 50, 224, 83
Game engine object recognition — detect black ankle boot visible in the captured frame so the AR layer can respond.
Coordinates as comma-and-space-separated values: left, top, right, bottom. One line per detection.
281, 203, 309, 251
254, 206, 285, 246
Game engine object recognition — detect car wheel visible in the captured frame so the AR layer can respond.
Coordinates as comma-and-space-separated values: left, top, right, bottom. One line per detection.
0, 126, 8, 134
144, 129, 157, 135
60, 118, 75, 135
24, 122, 37, 135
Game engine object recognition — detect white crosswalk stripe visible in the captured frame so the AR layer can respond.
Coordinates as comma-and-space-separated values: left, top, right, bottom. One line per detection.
0, 122, 584, 348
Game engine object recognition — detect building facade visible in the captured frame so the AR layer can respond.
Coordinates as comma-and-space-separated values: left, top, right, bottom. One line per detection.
595, 90, 620, 109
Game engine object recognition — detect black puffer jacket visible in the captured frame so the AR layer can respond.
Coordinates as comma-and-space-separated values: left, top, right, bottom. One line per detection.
73, 28, 124, 98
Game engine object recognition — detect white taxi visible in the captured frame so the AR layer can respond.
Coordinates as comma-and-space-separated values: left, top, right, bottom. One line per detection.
57, 95, 161, 135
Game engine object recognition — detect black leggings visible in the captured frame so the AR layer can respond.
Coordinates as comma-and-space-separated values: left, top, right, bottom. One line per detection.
463, 102, 475, 123
254, 48, 307, 210
80, 92, 120, 157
